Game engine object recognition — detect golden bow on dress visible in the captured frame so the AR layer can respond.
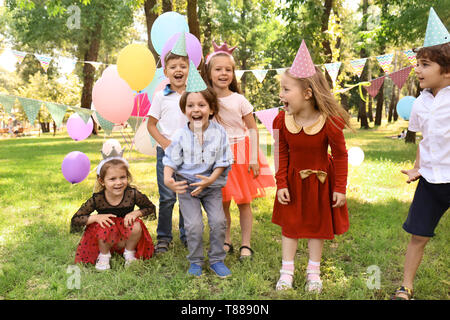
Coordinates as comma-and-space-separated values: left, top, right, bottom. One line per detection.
299, 169, 327, 183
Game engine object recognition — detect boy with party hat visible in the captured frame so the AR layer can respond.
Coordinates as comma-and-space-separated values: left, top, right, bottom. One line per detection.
392, 7, 450, 300
162, 63, 234, 277
147, 32, 189, 253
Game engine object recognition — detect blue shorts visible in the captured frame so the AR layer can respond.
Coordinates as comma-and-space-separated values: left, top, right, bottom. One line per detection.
403, 177, 450, 237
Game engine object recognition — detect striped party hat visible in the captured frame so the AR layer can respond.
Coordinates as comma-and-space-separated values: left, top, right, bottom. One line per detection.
290, 40, 316, 78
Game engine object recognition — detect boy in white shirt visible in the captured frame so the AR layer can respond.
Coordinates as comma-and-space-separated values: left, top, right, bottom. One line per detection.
392, 41, 450, 300
147, 51, 189, 253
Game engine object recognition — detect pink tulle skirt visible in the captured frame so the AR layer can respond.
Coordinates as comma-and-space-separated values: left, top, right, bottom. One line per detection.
222, 136, 276, 204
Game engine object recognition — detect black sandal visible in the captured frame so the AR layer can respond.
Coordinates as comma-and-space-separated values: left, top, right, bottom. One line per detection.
239, 245, 254, 261
155, 240, 170, 254
223, 242, 234, 254
390, 286, 414, 300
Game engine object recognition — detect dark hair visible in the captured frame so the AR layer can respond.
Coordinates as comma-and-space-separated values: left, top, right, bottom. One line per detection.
179, 87, 220, 120
414, 42, 450, 74
164, 52, 189, 68
201, 53, 242, 94
94, 159, 133, 193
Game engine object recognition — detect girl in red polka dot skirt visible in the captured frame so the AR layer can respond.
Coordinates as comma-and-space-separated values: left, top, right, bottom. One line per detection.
71, 146, 156, 270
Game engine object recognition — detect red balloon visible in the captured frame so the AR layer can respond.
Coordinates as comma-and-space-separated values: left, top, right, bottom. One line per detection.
132, 92, 151, 117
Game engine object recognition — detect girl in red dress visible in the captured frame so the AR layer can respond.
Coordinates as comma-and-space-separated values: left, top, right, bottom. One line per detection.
272, 62, 352, 292
71, 155, 156, 270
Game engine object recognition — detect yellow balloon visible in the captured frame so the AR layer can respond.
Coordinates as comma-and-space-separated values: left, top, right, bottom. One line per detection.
117, 43, 156, 91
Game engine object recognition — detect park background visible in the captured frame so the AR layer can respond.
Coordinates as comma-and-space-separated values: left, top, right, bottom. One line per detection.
0, 0, 449, 300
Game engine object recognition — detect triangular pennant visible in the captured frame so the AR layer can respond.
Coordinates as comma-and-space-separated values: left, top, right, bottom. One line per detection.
424, 7, 450, 47
0, 49, 18, 72
17, 97, 42, 124
376, 53, 394, 74
349, 58, 367, 78
94, 111, 114, 135
186, 60, 207, 92
86, 61, 101, 70
0, 94, 17, 114
34, 54, 52, 72
290, 40, 316, 78
171, 31, 188, 56
324, 62, 342, 85
364, 76, 385, 98
44, 102, 68, 128
58, 57, 77, 74
254, 107, 279, 136
388, 66, 413, 89
252, 70, 268, 83
235, 70, 245, 81
127, 116, 144, 132
403, 49, 417, 67
11, 50, 27, 64
69, 106, 93, 124
276, 68, 287, 75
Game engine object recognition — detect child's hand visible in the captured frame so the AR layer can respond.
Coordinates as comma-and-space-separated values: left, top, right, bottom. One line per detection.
249, 163, 260, 177
124, 211, 141, 228
94, 214, 116, 228
332, 192, 346, 208
401, 168, 421, 184
162, 139, 172, 150
164, 177, 188, 194
190, 175, 212, 197
277, 188, 290, 205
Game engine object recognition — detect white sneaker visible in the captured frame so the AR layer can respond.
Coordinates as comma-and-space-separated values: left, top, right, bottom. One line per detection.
123, 249, 137, 267
95, 252, 111, 271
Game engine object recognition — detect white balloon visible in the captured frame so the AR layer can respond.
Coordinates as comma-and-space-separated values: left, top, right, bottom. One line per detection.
348, 147, 365, 166
134, 118, 156, 156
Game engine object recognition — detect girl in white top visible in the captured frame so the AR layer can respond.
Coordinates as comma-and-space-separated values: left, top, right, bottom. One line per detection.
202, 42, 275, 260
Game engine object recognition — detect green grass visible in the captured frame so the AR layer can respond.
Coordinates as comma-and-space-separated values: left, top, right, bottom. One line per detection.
0, 119, 448, 300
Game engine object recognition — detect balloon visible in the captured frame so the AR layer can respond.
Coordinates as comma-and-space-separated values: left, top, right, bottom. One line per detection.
152, 79, 171, 102
92, 67, 134, 124
396, 96, 416, 120
117, 43, 156, 91
132, 92, 151, 117
101, 65, 118, 78
101, 139, 123, 157
348, 147, 365, 166
134, 118, 156, 156
66, 113, 93, 141
150, 12, 189, 54
142, 68, 167, 103
61, 151, 91, 184
161, 32, 203, 68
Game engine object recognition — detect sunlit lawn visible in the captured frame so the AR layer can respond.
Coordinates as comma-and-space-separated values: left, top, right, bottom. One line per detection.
0, 118, 448, 300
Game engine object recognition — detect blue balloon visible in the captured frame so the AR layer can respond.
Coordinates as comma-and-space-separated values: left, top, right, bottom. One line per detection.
151, 12, 189, 55
396, 96, 416, 120
142, 68, 167, 103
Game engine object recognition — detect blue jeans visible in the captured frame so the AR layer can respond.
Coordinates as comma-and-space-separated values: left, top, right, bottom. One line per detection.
156, 146, 186, 243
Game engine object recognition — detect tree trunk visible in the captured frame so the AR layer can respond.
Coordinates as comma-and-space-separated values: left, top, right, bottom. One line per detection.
358, 0, 369, 129
388, 86, 398, 122
199, 0, 213, 57
144, 0, 159, 61
321, 0, 333, 63
187, 0, 200, 40
405, 130, 416, 144
367, 97, 373, 122
162, 0, 172, 12
374, 83, 384, 125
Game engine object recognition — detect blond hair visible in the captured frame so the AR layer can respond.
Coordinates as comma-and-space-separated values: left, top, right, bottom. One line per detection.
285, 66, 352, 130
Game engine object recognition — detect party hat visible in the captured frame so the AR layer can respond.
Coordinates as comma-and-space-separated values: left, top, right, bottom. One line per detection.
171, 31, 188, 56
186, 60, 207, 92
423, 7, 449, 47
290, 40, 316, 78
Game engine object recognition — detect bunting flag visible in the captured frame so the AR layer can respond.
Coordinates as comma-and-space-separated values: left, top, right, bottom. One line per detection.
17, 97, 42, 124
403, 50, 417, 67
44, 102, 67, 128
276, 68, 287, 75
86, 61, 102, 70
57, 57, 77, 74
252, 70, 268, 83
235, 70, 245, 81
94, 111, 114, 135
70, 106, 93, 123
254, 107, 279, 136
376, 53, 394, 74
364, 76, 385, 98
388, 66, 413, 89
0, 94, 17, 114
127, 116, 144, 132
349, 58, 367, 78
34, 54, 52, 72
324, 62, 342, 85
11, 50, 27, 64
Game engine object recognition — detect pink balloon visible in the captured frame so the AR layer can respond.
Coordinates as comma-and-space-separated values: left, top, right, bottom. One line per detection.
161, 32, 203, 68
132, 92, 151, 117
152, 79, 170, 102
92, 68, 134, 124
67, 113, 93, 141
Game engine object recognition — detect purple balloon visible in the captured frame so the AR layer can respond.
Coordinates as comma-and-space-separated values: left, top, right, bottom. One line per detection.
67, 113, 94, 141
161, 32, 203, 68
61, 151, 91, 184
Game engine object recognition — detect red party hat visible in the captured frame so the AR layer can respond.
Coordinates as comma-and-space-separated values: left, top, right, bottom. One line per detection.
290, 40, 316, 78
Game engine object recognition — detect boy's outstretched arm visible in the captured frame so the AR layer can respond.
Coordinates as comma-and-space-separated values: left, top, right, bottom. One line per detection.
401, 145, 421, 183
163, 166, 188, 193
190, 167, 226, 197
